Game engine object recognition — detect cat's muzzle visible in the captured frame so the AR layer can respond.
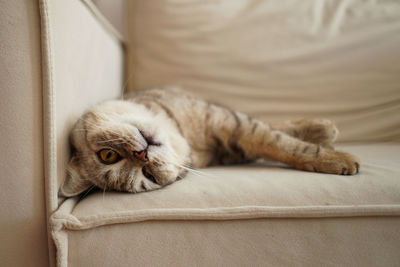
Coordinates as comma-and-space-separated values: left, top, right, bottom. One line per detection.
142, 166, 158, 184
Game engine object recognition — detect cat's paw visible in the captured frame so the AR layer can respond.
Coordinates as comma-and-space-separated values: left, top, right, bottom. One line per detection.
291, 119, 338, 148
300, 150, 360, 175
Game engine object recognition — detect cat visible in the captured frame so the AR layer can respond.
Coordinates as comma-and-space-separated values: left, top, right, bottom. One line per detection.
60, 87, 360, 197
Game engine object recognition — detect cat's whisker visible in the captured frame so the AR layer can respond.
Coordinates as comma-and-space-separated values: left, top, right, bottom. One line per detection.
163, 160, 218, 179
111, 141, 131, 145
121, 70, 134, 98
97, 138, 125, 144
96, 141, 130, 146
182, 165, 219, 179
147, 150, 211, 178
78, 117, 122, 137
102, 184, 107, 205
71, 155, 91, 159
180, 165, 215, 178
80, 184, 96, 200
151, 148, 211, 176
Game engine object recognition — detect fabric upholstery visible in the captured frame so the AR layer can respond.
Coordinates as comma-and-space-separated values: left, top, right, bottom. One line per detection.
39, 0, 124, 207
52, 144, 400, 266
0, 0, 49, 266
92, 0, 125, 36
126, 0, 400, 142
26, 0, 400, 266
72, 144, 400, 214
67, 217, 400, 267
37, 0, 125, 265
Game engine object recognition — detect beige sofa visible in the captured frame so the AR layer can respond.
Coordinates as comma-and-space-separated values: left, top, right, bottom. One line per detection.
1, 0, 400, 266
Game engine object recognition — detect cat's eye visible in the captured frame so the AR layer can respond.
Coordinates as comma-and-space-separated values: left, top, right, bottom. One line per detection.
97, 149, 121, 164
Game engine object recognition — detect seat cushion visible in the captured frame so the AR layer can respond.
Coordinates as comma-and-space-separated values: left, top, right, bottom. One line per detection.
71, 143, 400, 215
52, 143, 400, 266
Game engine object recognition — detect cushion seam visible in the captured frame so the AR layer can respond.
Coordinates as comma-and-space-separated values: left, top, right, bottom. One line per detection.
52, 204, 400, 231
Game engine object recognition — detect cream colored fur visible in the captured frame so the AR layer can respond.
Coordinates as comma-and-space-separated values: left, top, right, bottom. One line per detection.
60, 87, 360, 196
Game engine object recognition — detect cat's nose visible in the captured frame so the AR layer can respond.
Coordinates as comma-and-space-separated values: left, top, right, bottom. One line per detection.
134, 150, 148, 162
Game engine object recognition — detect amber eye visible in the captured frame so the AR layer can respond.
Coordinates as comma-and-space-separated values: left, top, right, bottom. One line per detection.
97, 149, 121, 164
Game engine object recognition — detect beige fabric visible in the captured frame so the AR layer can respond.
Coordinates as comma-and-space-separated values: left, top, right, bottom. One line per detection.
68, 217, 400, 267
92, 0, 126, 37
0, 0, 49, 266
127, 0, 400, 142
51, 143, 400, 266
39, 0, 125, 211
38, 0, 125, 265
81, 0, 124, 42
36, 1, 400, 266
66, 144, 400, 216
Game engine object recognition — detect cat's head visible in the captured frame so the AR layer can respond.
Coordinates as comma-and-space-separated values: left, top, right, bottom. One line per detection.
59, 100, 191, 197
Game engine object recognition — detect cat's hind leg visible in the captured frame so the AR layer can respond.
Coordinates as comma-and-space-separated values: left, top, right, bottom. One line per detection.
207, 107, 360, 175
242, 119, 359, 175
271, 119, 338, 149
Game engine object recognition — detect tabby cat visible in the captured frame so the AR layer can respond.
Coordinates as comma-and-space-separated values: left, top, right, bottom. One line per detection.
60, 87, 360, 197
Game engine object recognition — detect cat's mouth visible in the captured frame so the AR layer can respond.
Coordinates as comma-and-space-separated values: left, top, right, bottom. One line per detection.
142, 166, 158, 184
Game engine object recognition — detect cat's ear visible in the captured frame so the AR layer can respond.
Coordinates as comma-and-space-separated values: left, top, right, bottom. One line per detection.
59, 156, 92, 197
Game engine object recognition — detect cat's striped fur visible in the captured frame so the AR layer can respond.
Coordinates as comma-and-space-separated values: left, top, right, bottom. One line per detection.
60, 87, 360, 196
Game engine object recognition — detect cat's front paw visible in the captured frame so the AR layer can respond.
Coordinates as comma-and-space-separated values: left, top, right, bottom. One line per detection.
301, 150, 360, 175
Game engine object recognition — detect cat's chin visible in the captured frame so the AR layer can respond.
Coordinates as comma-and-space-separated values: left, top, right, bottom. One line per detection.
142, 166, 158, 185
141, 162, 181, 187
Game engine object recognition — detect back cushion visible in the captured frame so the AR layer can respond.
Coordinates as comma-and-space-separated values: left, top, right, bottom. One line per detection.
126, 0, 400, 142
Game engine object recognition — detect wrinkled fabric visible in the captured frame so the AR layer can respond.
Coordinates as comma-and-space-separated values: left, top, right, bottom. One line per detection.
127, 0, 400, 142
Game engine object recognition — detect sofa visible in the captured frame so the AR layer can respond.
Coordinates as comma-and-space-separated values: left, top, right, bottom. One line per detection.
1, 0, 400, 266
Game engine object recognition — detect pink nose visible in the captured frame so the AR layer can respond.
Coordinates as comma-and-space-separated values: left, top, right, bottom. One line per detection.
134, 150, 148, 162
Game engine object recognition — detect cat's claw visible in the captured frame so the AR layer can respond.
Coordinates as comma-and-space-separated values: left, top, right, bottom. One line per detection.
300, 151, 360, 175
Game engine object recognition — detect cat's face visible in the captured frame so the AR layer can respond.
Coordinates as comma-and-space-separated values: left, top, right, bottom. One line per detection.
60, 100, 191, 197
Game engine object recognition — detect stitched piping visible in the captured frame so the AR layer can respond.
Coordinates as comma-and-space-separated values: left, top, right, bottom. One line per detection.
39, 0, 58, 266
52, 203, 400, 231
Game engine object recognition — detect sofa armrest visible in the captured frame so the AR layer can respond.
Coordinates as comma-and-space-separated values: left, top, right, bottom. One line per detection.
0, 0, 49, 266
0, 0, 124, 266
41, 0, 125, 209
